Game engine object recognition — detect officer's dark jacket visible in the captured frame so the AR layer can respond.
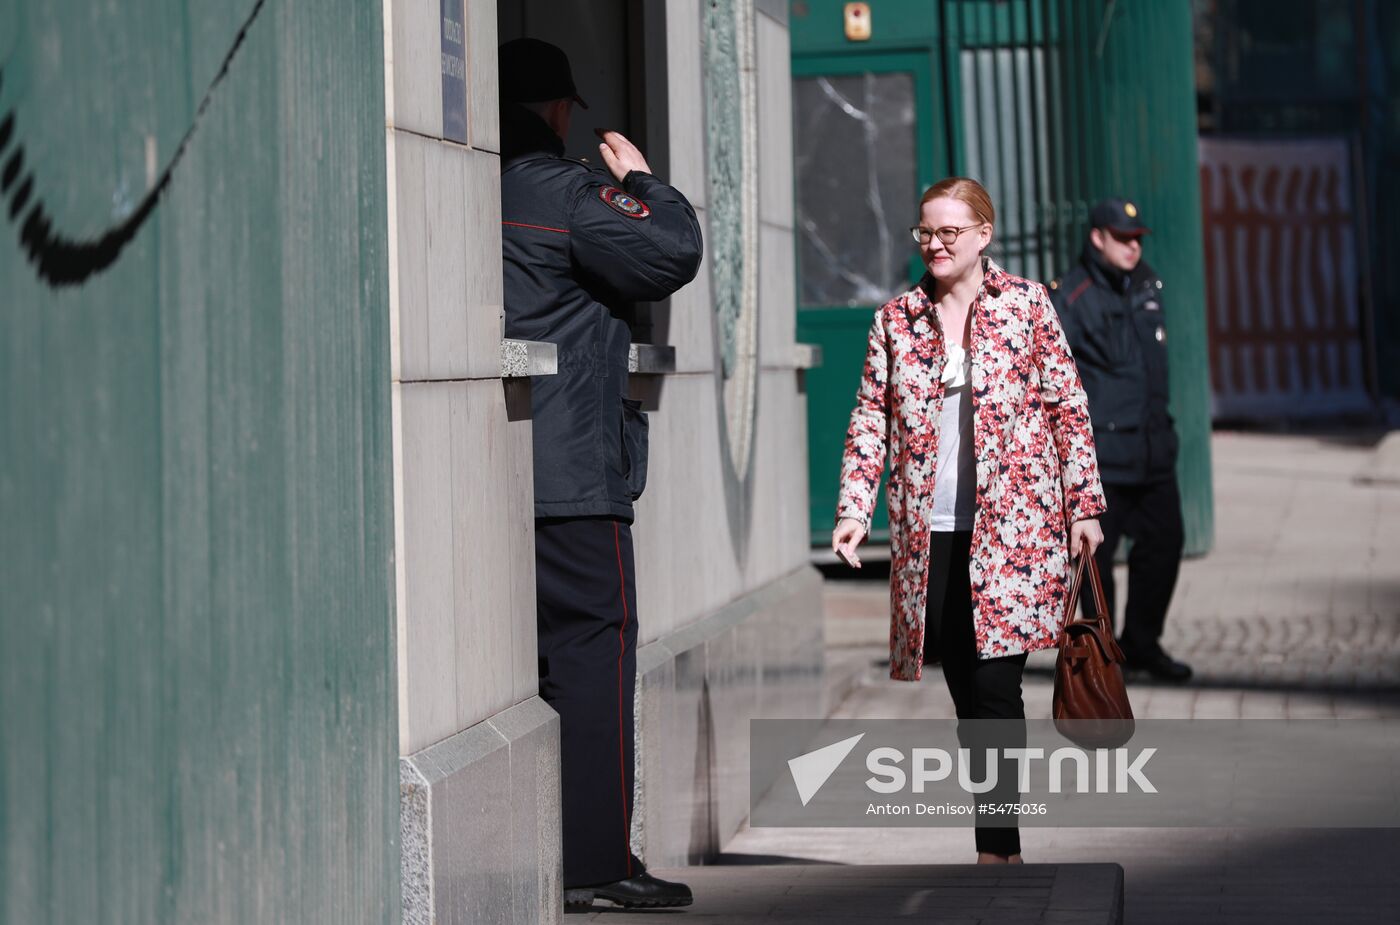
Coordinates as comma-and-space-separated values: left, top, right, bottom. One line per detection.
501, 104, 703, 521
1049, 245, 1177, 485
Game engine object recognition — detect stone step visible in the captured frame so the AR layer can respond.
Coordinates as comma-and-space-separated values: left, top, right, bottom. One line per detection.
572, 862, 1124, 923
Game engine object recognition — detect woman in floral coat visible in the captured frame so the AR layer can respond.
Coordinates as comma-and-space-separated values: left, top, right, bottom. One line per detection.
832, 177, 1106, 863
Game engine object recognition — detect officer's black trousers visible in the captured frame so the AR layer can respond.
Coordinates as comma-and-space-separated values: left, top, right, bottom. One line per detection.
1085, 476, 1185, 657
925, 530, 1028, 857
535, 517, 639, 888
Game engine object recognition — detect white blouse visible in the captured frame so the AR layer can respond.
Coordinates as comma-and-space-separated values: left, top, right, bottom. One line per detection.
930, 342, 976, 532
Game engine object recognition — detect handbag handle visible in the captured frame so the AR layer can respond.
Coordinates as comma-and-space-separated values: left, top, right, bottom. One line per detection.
1060, 547, 1110, 631
1059, 546, 1126, 663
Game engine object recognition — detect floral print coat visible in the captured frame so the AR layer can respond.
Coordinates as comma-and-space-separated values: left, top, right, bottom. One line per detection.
837, 259, 1106, 681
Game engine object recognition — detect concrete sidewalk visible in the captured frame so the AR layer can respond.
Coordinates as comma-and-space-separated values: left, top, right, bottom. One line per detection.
576, 864, 1123, 923
720, 431, 1400, 924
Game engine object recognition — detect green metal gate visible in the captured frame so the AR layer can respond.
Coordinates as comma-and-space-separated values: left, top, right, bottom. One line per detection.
793, 0, 1213, 555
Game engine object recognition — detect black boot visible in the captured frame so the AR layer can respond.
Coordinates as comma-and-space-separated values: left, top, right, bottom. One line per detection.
565, 866, 693, 909
1121, 640, 1193, 682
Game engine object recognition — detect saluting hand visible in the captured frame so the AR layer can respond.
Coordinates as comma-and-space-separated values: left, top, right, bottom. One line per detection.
595, 129, 652, 183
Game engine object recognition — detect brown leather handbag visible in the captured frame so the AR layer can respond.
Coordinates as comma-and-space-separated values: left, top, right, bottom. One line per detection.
1052, 552, 1135, 748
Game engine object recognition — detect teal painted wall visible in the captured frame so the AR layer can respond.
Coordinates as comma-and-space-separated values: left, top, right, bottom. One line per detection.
0, 1, 399, 922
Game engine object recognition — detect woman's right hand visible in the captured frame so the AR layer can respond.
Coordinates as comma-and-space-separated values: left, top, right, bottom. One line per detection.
832, 518, 867, 569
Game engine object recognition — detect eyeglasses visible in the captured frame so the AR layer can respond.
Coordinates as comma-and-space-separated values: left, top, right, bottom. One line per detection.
909, 223, 984, 246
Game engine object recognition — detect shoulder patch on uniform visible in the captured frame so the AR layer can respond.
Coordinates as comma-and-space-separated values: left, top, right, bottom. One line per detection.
599, 186, 650, 219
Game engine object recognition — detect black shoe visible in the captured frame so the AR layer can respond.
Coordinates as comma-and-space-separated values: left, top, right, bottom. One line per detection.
1122, 645, 1193, 682
564, 871, 694, 909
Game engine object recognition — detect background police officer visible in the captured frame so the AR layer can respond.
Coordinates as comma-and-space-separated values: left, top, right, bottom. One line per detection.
498, 39, 703, 909
1050, 199, 1192, 682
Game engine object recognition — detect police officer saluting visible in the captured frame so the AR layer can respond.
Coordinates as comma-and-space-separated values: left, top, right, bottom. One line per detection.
498, 39, 703, 909
1050, 199, 1192, 682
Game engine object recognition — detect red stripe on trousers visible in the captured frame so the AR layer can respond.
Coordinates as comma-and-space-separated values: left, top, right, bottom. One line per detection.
612, 523, 633, 877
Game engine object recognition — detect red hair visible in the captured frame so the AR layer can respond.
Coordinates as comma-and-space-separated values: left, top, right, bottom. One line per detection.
920, 177, 996, 227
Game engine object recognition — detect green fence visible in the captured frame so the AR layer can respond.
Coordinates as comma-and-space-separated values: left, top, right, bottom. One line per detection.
793, 0, 1214, 555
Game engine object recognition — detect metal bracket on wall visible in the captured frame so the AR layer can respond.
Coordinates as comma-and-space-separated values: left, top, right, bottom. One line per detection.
628, 343, 677, 375
500, 339, 557, 378
793, 343, 823, 369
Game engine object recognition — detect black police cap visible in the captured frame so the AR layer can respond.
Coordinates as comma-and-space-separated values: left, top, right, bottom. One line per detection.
498, 38, 589, 109
1090, 197, 1150, 236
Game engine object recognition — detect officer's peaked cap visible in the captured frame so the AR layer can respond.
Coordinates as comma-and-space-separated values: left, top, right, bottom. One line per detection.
1090, 197, 1150, 236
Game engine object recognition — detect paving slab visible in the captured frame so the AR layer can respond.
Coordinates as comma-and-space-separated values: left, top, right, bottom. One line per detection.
732, 432, 1400, 924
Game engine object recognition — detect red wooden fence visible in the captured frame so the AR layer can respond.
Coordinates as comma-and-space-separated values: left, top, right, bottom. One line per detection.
1198, 137, 1369, 418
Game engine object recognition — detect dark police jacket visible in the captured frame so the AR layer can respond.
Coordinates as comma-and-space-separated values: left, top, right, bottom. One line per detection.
1049, 247, 1177, 485
501, 105, 703, 522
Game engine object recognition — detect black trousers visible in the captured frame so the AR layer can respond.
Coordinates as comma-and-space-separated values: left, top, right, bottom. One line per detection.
1084, 476, 1185, 657
535, 517, 639, 888
924, 530, 1028, 857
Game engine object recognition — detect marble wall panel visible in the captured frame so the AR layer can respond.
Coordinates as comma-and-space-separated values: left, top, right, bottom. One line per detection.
666, 0, 705, 210
758, 223, 796, 368
391, 131, 431, 381
704, 624, 752, 844
631, 568, 824, 867
449, 382, 515, 731
633, 368, 811, 646
424, 142, 470, 380
632, 373, 742, 645
387, 0, 443, 138
432, 729, 513, 925
669, 642, 715, 861
630, 399, 677, 639
733, 616, 772, 838
632, 645, 676, 864
504, 382, 539, 706
399, 379, 533, 750
460, 150, 505, 376
398, 381, 458, 752
465, 0, 500, 152
778, 368, 812, 564
755, 0, 789, 25
646, 384, 695, 643
689, 389, 745, 621
762, 579, 825, 722
784, 371, 814, 564
400, 761, 432, 925
743, 379, 783, 588
400, 699, 561, 925
757, 14, 794, 229
743, 370, 813, 587
666, 217, 718, 375
392, 143, 502, 384
492, 700, 563, 923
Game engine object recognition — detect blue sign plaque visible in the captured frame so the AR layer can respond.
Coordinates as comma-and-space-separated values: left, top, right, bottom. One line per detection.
440, 0, 468, 143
